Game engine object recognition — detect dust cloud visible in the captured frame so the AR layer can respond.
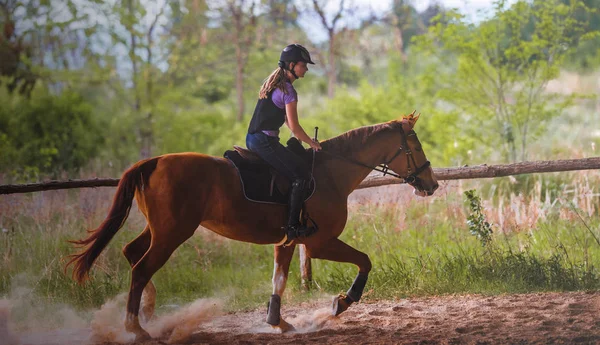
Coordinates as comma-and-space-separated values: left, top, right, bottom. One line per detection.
147, 298, 223, 343
0, 299, 20, 345
286, 307, 338, 333
87, 294, 132, 344
1, 279, 90, 345
4, 288, 225, 345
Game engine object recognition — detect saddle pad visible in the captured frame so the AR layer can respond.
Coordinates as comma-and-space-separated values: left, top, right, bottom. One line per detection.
224, 150, 288, 204
224, 139, 316, 204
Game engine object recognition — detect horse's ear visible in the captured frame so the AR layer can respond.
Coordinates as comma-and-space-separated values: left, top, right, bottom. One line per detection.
413, 113, 420, 125
400, 110, 420, 129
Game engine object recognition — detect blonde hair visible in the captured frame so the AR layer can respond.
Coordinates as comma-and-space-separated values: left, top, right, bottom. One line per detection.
259, 67, 288, 99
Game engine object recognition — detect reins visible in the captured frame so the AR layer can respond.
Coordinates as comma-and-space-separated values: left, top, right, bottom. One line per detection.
317, 129, 431, 184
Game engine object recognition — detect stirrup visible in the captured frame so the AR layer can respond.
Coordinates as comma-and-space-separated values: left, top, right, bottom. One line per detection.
285, 224, 316, 241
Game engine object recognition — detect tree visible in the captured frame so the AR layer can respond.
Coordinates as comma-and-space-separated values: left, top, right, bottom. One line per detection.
414, 0, 595, 162
87, 0, 169, 159
262, 0, 300, 45
561, 0, 600, 70
123, 0, 167, 158
0, 0, 93, 95
387, 0, 422, 65
308, 0, 355, 98
163, 0, 233, 104
0, 0, 36, 95
216, 0, 258, 122
419, 2, 444, 28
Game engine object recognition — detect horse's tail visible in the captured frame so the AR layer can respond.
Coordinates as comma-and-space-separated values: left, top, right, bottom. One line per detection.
66, 158, 159, 284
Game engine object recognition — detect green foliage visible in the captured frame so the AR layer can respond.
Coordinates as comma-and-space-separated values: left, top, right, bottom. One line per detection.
413, 0, 596, 162
2, 0, 598, 179
464, 189, 494, 247
562, 0, 600, 70
151, 87, 248, 156
391, 0, 423, 51
337, 62, 364, 87
311, 62, 472, 167
0, 84, 102, 178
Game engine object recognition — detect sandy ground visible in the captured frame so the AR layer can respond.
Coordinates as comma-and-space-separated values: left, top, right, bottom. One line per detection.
7, 291, 600, 345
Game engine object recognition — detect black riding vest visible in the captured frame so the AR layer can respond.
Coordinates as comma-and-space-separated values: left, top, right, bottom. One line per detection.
247, 90, 287, 134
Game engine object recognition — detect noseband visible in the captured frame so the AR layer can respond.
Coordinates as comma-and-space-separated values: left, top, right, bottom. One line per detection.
381, 130, 431, 184
320, 129, 431, 184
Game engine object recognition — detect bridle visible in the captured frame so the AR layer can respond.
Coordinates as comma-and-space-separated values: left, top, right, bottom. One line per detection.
319, 129, 431, 185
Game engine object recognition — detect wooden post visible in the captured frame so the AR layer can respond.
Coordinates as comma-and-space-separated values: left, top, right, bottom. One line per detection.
299, 244, 312, 291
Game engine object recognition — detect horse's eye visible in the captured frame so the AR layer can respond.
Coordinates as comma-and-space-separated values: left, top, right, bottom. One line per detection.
415, 147, 422, 152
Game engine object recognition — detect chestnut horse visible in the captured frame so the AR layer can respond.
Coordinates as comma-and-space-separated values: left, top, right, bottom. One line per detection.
66, 114, 438, 341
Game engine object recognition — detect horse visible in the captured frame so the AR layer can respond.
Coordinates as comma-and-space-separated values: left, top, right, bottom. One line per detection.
66, 113, 438, 341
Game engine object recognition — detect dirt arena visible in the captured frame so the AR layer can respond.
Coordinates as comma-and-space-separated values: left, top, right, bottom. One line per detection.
8, 291, 600, 345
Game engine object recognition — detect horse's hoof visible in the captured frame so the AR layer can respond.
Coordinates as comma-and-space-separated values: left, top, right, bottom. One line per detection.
332, 295, 352, 316
271, 318, 296, 333
125, 314, 151, 341
134, 330, 152, 342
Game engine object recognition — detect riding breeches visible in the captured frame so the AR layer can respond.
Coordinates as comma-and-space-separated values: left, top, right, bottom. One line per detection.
245, 132, 310, 181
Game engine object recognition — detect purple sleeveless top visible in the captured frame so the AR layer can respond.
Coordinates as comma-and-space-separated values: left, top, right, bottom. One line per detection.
271, 82, 297, 110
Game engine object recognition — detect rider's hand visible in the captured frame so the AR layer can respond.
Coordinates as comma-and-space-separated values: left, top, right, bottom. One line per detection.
310, 139, 322, 151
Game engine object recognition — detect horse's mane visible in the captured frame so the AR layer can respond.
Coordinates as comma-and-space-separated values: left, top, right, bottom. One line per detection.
321, 121, 401, 156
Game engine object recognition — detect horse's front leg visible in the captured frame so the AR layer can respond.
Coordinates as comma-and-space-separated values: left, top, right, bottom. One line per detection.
266, 243, 296, 332
307, 238, 372, 316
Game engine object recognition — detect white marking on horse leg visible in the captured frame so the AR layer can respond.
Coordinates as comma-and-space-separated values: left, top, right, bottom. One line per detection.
272, 258, 288, 296
140, 280, 156, 322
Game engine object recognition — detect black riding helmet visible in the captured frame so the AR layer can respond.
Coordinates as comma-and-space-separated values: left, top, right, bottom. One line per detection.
278, 44, 314, 79
279, 44, 315, 65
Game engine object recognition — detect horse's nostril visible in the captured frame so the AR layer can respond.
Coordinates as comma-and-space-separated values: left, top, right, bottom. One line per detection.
427, 184, 439, 195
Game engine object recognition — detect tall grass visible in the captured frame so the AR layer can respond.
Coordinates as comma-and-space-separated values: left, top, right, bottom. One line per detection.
1, 169, 599, 318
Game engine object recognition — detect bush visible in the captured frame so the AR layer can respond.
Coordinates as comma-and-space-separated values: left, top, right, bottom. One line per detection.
0, 85, 102, 179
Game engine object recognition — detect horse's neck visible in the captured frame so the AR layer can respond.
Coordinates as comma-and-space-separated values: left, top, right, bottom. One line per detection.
317, 130, 395, 197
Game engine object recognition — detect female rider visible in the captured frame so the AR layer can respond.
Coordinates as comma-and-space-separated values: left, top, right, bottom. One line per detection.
246, 44, 322, 241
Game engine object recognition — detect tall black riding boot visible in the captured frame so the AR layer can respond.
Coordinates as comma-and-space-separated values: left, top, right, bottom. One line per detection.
285, 179, 315, 241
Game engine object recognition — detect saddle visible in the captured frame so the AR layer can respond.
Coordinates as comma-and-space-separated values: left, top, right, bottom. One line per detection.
224, 137, 315, 205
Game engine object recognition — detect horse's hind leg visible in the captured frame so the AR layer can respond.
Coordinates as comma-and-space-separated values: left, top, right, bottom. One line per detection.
306, 238, 372, 316
267, 243, 296, 332
124, 229, 194, 341
122, 225, 156, 322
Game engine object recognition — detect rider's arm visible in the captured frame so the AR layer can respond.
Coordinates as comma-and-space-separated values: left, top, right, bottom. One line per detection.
285, 101, 321, 150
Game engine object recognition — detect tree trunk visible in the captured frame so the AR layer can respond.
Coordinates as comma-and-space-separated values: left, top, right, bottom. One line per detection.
235, 45, 245, 122
327, 31, 336, 98
394, 27, 408, 66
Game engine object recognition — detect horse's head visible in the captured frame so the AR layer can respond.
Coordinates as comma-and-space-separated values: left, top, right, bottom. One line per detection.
387, 112, 438, 197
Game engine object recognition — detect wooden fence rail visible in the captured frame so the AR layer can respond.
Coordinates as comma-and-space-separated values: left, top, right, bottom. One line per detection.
1, 157, 599, 195
356, 156, 600, 189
